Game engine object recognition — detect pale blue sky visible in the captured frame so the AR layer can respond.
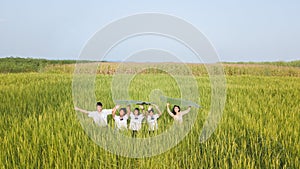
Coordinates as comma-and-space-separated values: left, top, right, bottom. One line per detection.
0, 0, 299, 62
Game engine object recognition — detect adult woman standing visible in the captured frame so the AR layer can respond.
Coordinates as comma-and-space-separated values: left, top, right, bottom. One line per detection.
166, 103, 191, 124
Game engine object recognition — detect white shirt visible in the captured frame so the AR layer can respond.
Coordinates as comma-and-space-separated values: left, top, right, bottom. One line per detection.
173, 114, 184, 123
167, 108, 191, 124
129, 113, 144, 131
114, 114, 128, 130
88, 109, 112, 127
147, 114, 160, 131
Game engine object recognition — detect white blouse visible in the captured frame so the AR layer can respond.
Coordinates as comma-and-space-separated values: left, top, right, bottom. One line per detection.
167, 107, 191, 124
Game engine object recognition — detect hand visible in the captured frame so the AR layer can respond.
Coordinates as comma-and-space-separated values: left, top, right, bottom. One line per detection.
139, 105, 144, 110
148, 106, 152, 111
167, 103, 170, 107
115, 105, 120, 109
74, 106, 79, 111
126, 105, 131, 111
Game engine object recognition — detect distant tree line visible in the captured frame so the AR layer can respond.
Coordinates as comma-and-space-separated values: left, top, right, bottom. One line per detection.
223, 60, 300, 67
0, 56, 299, 73
0, 57, 93, 73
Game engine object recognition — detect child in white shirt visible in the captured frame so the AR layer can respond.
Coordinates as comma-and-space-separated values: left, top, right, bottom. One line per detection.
112, 105, 131, 130
146, 104, 162, 135
129, 105, 146, 137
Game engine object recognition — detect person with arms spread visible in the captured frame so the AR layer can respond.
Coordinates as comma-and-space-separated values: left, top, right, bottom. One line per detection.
75, 102, 119, 127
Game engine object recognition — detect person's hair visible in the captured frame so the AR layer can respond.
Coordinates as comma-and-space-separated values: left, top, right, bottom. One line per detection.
134, 108, 140, 114
172, 105, 180, 115
148, 108, 154, 113
120, 108, 127, 114
96, 102, 103, 107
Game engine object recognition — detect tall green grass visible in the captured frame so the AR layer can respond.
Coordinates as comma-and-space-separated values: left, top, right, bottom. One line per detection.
0, 68, 300, 168
0, 72, 299, 168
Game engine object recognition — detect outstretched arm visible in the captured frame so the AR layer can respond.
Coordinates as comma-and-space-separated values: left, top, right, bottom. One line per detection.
152, 104, 163, 116
166, 103, 174, 117
75, 106, 89, 114
181, 106, 191, 116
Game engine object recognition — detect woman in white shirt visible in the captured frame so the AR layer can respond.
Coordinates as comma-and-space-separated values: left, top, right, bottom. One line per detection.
166, 103, 191, 124
128, 105, 145, 137
146, 104, 163, 135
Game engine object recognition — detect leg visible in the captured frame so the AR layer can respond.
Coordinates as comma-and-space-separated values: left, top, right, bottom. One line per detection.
132, 130, 137, 138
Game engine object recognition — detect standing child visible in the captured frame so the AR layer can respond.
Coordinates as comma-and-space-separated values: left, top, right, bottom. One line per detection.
112, 105, 130, 130
146, 104, 162, 135
129, 105, 146, 137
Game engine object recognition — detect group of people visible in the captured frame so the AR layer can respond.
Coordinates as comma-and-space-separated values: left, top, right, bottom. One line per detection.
75, 101, 191, 137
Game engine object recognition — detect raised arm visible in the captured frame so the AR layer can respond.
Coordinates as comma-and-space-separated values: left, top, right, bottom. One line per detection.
112, 105, 120, 119
139, 105, 146, 116
152, 104, 162, 116
75, 106, 89, 114
126, 105, 131, 116
166, 103, 174, 117
181, 106, 191, 116
112, 104, 119, 113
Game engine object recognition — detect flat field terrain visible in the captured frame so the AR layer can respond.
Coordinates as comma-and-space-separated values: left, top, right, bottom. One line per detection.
0, 61, 299, 168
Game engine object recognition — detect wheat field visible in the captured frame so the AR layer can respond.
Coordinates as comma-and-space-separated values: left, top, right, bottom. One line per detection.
0, 63, 299, 168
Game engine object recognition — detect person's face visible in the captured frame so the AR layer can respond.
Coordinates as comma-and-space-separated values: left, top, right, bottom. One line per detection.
149, 111, 154, 116
174, 107, 180, 113
120, 109, 125, 117
134, 110, 139, 116
97, 105, 102, 112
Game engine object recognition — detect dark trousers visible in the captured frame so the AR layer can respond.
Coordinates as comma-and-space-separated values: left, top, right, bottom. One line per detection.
132, 130, 137, 138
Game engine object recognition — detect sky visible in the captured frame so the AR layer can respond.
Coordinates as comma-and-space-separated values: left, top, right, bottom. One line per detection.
0, 0, 299, 62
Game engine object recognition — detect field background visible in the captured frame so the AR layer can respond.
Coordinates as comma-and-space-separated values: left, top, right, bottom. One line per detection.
0, 58, 299, 168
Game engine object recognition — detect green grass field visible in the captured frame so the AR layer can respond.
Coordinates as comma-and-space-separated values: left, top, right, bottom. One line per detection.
0, 60, 300, 168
